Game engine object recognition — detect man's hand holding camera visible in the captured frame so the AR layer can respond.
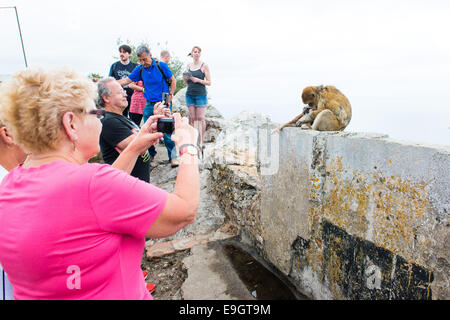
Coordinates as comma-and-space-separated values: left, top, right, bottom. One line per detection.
132, 100, 199, 164
154, 102, 172, 118
153, 101, 175, 135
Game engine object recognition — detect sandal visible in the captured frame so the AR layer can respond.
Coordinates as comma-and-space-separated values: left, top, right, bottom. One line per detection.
146, 283, 156, 294
142, 270, 155, 293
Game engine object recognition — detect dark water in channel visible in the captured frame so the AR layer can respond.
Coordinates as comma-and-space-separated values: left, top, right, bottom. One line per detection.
221, 240, 309, 300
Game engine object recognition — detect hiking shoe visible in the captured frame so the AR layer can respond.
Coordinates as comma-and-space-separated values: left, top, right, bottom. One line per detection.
170, 159, 179, 168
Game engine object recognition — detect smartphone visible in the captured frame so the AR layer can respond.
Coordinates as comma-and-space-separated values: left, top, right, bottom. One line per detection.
162, 93, 170, 106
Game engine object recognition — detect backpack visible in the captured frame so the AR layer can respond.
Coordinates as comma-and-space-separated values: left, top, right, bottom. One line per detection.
140, 59, 171, 89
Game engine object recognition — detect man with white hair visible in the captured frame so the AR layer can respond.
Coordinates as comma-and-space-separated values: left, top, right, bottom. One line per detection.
160, 50, 171, 64
98, 78, 151, 182
118, 45, 178, 167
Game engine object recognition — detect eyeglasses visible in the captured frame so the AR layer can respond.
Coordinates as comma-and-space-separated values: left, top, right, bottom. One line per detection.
87, 109, 106, 119
113, 89, 125, 95
73, 108, 106, 119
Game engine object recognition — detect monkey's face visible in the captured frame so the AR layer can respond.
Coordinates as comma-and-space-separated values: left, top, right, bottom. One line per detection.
302, 87, 318, 109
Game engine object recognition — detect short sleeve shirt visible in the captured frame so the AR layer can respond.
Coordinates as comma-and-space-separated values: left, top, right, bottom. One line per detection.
99, 112, 151, 183
0, 161, 168, 299
109, 61, 138, 100
128, 59, 173, 102
0, 165, 14, 300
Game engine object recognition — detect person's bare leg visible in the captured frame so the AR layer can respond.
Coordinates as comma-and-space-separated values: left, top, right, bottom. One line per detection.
196, 107, 206, 145
188, 106, 202, 145
188, 106, 196, 126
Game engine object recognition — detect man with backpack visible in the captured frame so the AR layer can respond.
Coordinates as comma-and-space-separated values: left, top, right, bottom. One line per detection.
118, 45, 178, 167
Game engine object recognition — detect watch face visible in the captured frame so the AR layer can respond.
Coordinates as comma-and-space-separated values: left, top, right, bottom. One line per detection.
180, 145, 198, 156
187, 146, 198, 155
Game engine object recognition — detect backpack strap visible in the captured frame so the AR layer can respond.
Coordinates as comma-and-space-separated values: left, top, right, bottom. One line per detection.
140, 65, 144, 85
140, 60, 171, 89
155, 60, 171, 88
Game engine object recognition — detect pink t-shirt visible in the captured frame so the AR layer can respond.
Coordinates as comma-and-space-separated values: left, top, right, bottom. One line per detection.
130, 80, 146, 114
0, 161, 168, 300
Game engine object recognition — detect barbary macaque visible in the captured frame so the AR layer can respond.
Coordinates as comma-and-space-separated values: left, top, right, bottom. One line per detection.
272, 85, 352, 133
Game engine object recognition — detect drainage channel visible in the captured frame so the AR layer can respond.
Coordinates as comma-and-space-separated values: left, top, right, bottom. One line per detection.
215, 238, 309, 300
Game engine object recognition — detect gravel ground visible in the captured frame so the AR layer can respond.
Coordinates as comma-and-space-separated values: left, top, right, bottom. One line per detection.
141, 249, 191, 300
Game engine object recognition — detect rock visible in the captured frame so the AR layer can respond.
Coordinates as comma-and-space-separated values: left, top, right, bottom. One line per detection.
172, 87, 224, 119
205, 105, 223, 119
231, 110, 272, 126
208, 164, 262, 248
203, 110, 276, 169
172, 169, 225, 238
204, 117, 231, 143
149, 94, 232, 242
206, 117, 230, 130
150, 144, 225, 241
172, 88, 189, 117
200, 110, 279, 251
150, 104, 273, 253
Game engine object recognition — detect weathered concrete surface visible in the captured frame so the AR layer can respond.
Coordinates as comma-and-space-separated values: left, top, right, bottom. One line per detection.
265, 129, 449, 300
207, 121, 449, 300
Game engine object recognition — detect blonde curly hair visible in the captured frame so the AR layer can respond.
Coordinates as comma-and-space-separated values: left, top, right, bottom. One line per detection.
0, 68, 97, 153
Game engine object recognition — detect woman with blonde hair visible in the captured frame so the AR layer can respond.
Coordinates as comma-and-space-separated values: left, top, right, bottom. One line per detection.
0, 68, 200, 300
0, 118, 27, 300
184, 46, 211, 145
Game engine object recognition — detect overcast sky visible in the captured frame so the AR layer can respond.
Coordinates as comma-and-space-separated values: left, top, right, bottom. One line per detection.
1, 0, 449, 146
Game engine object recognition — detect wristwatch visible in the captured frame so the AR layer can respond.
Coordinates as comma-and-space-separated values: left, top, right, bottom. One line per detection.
179, 144, 199, 157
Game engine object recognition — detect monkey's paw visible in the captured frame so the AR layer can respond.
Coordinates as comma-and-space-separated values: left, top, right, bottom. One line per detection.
301, 124, 312, 130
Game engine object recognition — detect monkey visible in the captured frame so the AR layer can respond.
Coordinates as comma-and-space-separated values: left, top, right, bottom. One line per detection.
272, 85, 352, 133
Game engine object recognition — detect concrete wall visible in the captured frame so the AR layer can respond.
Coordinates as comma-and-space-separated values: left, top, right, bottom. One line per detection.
211, 128, 449, 300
